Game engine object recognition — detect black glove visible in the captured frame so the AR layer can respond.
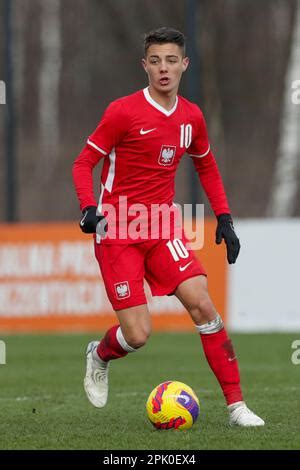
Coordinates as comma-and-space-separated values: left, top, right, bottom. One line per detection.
216, 213, 240, 264
79, 206, 107, 234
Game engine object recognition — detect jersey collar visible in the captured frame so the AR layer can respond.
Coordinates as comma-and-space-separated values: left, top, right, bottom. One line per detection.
143, 87, 178, 117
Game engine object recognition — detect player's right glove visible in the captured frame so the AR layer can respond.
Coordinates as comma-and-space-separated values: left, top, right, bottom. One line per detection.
216, 213, 240, 264
79, 206, 107, 234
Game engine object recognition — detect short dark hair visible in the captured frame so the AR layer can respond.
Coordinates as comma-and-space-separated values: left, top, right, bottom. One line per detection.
144, 27, 186, 56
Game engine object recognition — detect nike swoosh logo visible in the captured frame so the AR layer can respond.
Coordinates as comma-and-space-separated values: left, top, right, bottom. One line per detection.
140, 128, 156, 135
80, 212, 88, 227
228, 356, 237, 362
179, 261, 193, 272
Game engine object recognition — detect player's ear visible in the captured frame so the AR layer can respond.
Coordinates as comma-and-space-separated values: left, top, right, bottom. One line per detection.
141, 58, 148, 73
182, 56, 189, 72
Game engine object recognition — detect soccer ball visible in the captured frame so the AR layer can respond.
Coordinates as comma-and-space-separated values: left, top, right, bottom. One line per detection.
146, 381, 200, 430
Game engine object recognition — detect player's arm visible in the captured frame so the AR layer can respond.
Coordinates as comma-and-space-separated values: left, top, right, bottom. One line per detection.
72, 99, 129, 234
191, 151, 240, 264
188, 111, 240, 264
72, 144, 103, 212
72, 144, 106, 233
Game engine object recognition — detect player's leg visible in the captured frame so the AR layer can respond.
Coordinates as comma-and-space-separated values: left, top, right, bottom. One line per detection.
97, 303, 151, 362
84, 242, 150, 408
174, 275, 265, 426
145, 236, 264, 426
85, 304, 151, 408
174, 275, 242, 404
148, 252, 244, 408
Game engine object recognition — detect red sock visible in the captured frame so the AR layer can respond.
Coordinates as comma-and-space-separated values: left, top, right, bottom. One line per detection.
200, 328, 243, 405
97, 325, 129, 362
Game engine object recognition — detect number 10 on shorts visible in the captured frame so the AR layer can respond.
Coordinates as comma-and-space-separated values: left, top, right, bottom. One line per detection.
166, 239, 189, 261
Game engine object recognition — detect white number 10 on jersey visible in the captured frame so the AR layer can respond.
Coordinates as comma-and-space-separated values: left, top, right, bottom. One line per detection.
166, 239, 189, 262
180, 124, 192, 148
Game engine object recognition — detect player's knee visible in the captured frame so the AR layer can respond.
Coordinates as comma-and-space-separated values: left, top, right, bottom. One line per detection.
125, 327, 151, 349
189, 293, 216, 324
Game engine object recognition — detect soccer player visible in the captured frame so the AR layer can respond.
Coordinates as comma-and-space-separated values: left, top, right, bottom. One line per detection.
72, 27, 264, 426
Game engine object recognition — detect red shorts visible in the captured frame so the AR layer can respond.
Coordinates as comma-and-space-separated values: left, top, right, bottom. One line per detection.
94, 234, 206, 311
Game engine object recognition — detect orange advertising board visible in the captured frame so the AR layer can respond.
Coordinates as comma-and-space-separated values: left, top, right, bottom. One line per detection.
0, 221, 227, 332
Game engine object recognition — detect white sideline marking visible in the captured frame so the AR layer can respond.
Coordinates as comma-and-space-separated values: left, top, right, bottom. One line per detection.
0, 395, 52, 402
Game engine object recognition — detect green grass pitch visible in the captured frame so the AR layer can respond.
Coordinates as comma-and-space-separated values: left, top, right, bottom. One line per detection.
0, 332, 299, 450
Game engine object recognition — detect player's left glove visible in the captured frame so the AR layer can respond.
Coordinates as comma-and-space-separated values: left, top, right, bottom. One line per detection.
79, 206, 107, 235
216, 213, 240, 264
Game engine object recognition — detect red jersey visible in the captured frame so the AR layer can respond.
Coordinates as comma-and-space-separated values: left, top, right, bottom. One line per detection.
73, 87, 230, 243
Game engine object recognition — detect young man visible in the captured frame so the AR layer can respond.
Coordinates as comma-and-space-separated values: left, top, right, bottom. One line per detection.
72, 27, 264, 426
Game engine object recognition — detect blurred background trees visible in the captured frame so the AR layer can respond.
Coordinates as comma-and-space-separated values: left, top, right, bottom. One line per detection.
0, 0, 299, 221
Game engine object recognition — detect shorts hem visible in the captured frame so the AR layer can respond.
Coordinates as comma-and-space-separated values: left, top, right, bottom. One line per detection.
112, 297, 147, 312
150, 271, 207, 297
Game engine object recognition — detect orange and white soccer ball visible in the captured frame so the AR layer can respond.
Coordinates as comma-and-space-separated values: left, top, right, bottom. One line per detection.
146, 381, 200, 430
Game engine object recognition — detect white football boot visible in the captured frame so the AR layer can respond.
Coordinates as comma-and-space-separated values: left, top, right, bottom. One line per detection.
84, 340, 109, 408
228, 401, 265, 427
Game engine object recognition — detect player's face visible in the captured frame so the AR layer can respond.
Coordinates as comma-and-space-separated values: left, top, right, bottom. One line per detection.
142, 43, 189, 96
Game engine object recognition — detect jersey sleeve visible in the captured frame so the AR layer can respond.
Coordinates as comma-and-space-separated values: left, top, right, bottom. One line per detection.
87, 99, 129, 156
192, 150, 230, 216
72, 144, 104, 211
187, 107, 210, 158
